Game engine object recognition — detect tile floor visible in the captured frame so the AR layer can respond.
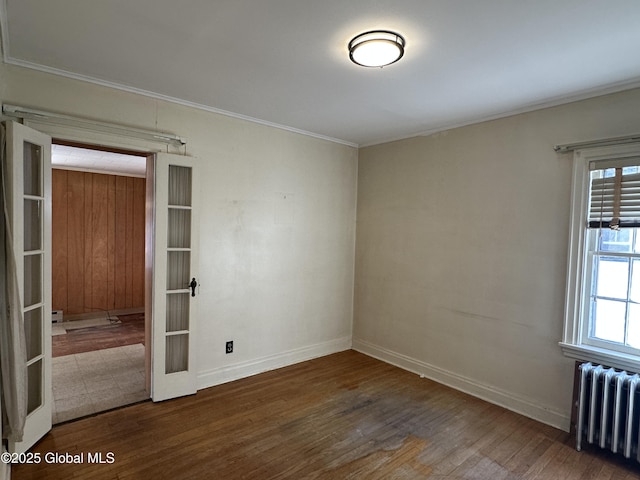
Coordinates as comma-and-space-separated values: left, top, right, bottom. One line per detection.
52, 343, 148, 424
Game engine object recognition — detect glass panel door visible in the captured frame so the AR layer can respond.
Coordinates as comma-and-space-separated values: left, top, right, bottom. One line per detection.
23, 141, 45, 417
5, 121, 52, 454
165, 166, 192, 374
151, 154, 199, 401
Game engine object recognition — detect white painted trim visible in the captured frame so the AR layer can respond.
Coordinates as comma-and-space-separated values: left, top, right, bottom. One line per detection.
554, 134, 640, 153
352, 338, 570, 432
197, 336, 352, 390
3, 104, 186, 147
560, 342, 640, 374
2, 57, 359, 149
562, 143, 640, 365
562, 149, 591, 347
22, 120, 173, 155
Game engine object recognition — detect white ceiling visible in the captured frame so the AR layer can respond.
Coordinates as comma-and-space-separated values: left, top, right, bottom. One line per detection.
3, 1, 640, 147
52, 144, 146, 177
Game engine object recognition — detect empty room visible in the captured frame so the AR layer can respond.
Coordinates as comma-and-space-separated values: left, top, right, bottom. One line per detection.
2, 1, 640, 479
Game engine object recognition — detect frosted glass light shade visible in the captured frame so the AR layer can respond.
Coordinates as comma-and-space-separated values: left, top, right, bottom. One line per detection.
349, 30, 405, 67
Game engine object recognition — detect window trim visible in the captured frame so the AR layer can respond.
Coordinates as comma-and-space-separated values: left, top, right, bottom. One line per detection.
561, 142, 640, 372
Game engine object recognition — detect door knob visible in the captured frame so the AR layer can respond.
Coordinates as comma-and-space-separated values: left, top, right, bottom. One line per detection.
189, 278, 198, 297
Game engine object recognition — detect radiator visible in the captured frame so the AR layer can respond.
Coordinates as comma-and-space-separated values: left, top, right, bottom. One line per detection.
576, 362, 640, 461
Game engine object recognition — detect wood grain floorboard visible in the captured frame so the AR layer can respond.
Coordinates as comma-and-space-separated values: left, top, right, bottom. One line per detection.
12, 350, 640, 479
52, 313, 145, 357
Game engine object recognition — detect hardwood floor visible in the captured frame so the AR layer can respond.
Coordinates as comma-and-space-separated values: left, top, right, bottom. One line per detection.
52, 313, 145, 357
13, 351, 640, 479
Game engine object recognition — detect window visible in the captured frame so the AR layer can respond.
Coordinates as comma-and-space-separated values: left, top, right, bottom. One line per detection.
561, 143, 640, 371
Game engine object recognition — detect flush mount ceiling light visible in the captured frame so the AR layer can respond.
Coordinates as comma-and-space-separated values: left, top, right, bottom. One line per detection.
348, 30, 405, 68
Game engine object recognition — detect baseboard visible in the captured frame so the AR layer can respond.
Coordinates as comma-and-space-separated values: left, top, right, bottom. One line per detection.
352, 338, 570, 432
197, 336, 352, 390
61, 307, 144, 322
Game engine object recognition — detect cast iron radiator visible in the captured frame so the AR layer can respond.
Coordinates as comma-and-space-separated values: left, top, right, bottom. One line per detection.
576, 362, 640, 461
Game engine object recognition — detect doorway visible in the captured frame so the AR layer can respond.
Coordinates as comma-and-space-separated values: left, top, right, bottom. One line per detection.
5, 119, 199, 452
50, 142, 149, 423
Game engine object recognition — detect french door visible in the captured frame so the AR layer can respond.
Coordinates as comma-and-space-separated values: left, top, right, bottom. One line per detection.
4, 121, 52, 454
3, 122, 199, 455
151, 153, 199, 401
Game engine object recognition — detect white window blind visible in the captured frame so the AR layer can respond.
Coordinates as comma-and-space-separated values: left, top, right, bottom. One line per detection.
588, 158, 640, 229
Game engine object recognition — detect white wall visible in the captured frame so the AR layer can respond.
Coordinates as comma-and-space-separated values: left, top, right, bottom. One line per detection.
0, 63, 358, 388
353, 88, 640, 431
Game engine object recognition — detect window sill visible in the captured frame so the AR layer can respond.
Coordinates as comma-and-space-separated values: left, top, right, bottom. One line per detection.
559, 342, 640, 373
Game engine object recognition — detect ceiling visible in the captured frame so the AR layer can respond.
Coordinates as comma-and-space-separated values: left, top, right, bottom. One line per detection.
3, 1, 640, 147
52, 144, 146, 177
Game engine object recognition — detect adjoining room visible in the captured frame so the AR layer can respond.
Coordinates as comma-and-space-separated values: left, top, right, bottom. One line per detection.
50, 145, 148, 422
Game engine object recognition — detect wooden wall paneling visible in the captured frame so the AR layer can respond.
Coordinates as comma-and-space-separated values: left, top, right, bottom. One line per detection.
66, 171, 86, 315
107, 174, 116, 311
133, 177, 146, 307
125, 177, 134, 308
114, 176, 128, 310
52, 169, 145, 317
51, 169, 68, 312
83, 173, 93, 314
91, 173, 109, 312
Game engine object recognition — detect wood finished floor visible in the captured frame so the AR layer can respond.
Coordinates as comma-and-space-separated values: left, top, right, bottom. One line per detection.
13, 350, 640, 479
52, 313, 145, 357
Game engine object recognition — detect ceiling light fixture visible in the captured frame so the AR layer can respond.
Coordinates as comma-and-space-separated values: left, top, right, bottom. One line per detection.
348, 30, 405, 68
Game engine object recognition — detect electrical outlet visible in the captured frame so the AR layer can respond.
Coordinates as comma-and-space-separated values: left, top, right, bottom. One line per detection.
226, 341, 233, 354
